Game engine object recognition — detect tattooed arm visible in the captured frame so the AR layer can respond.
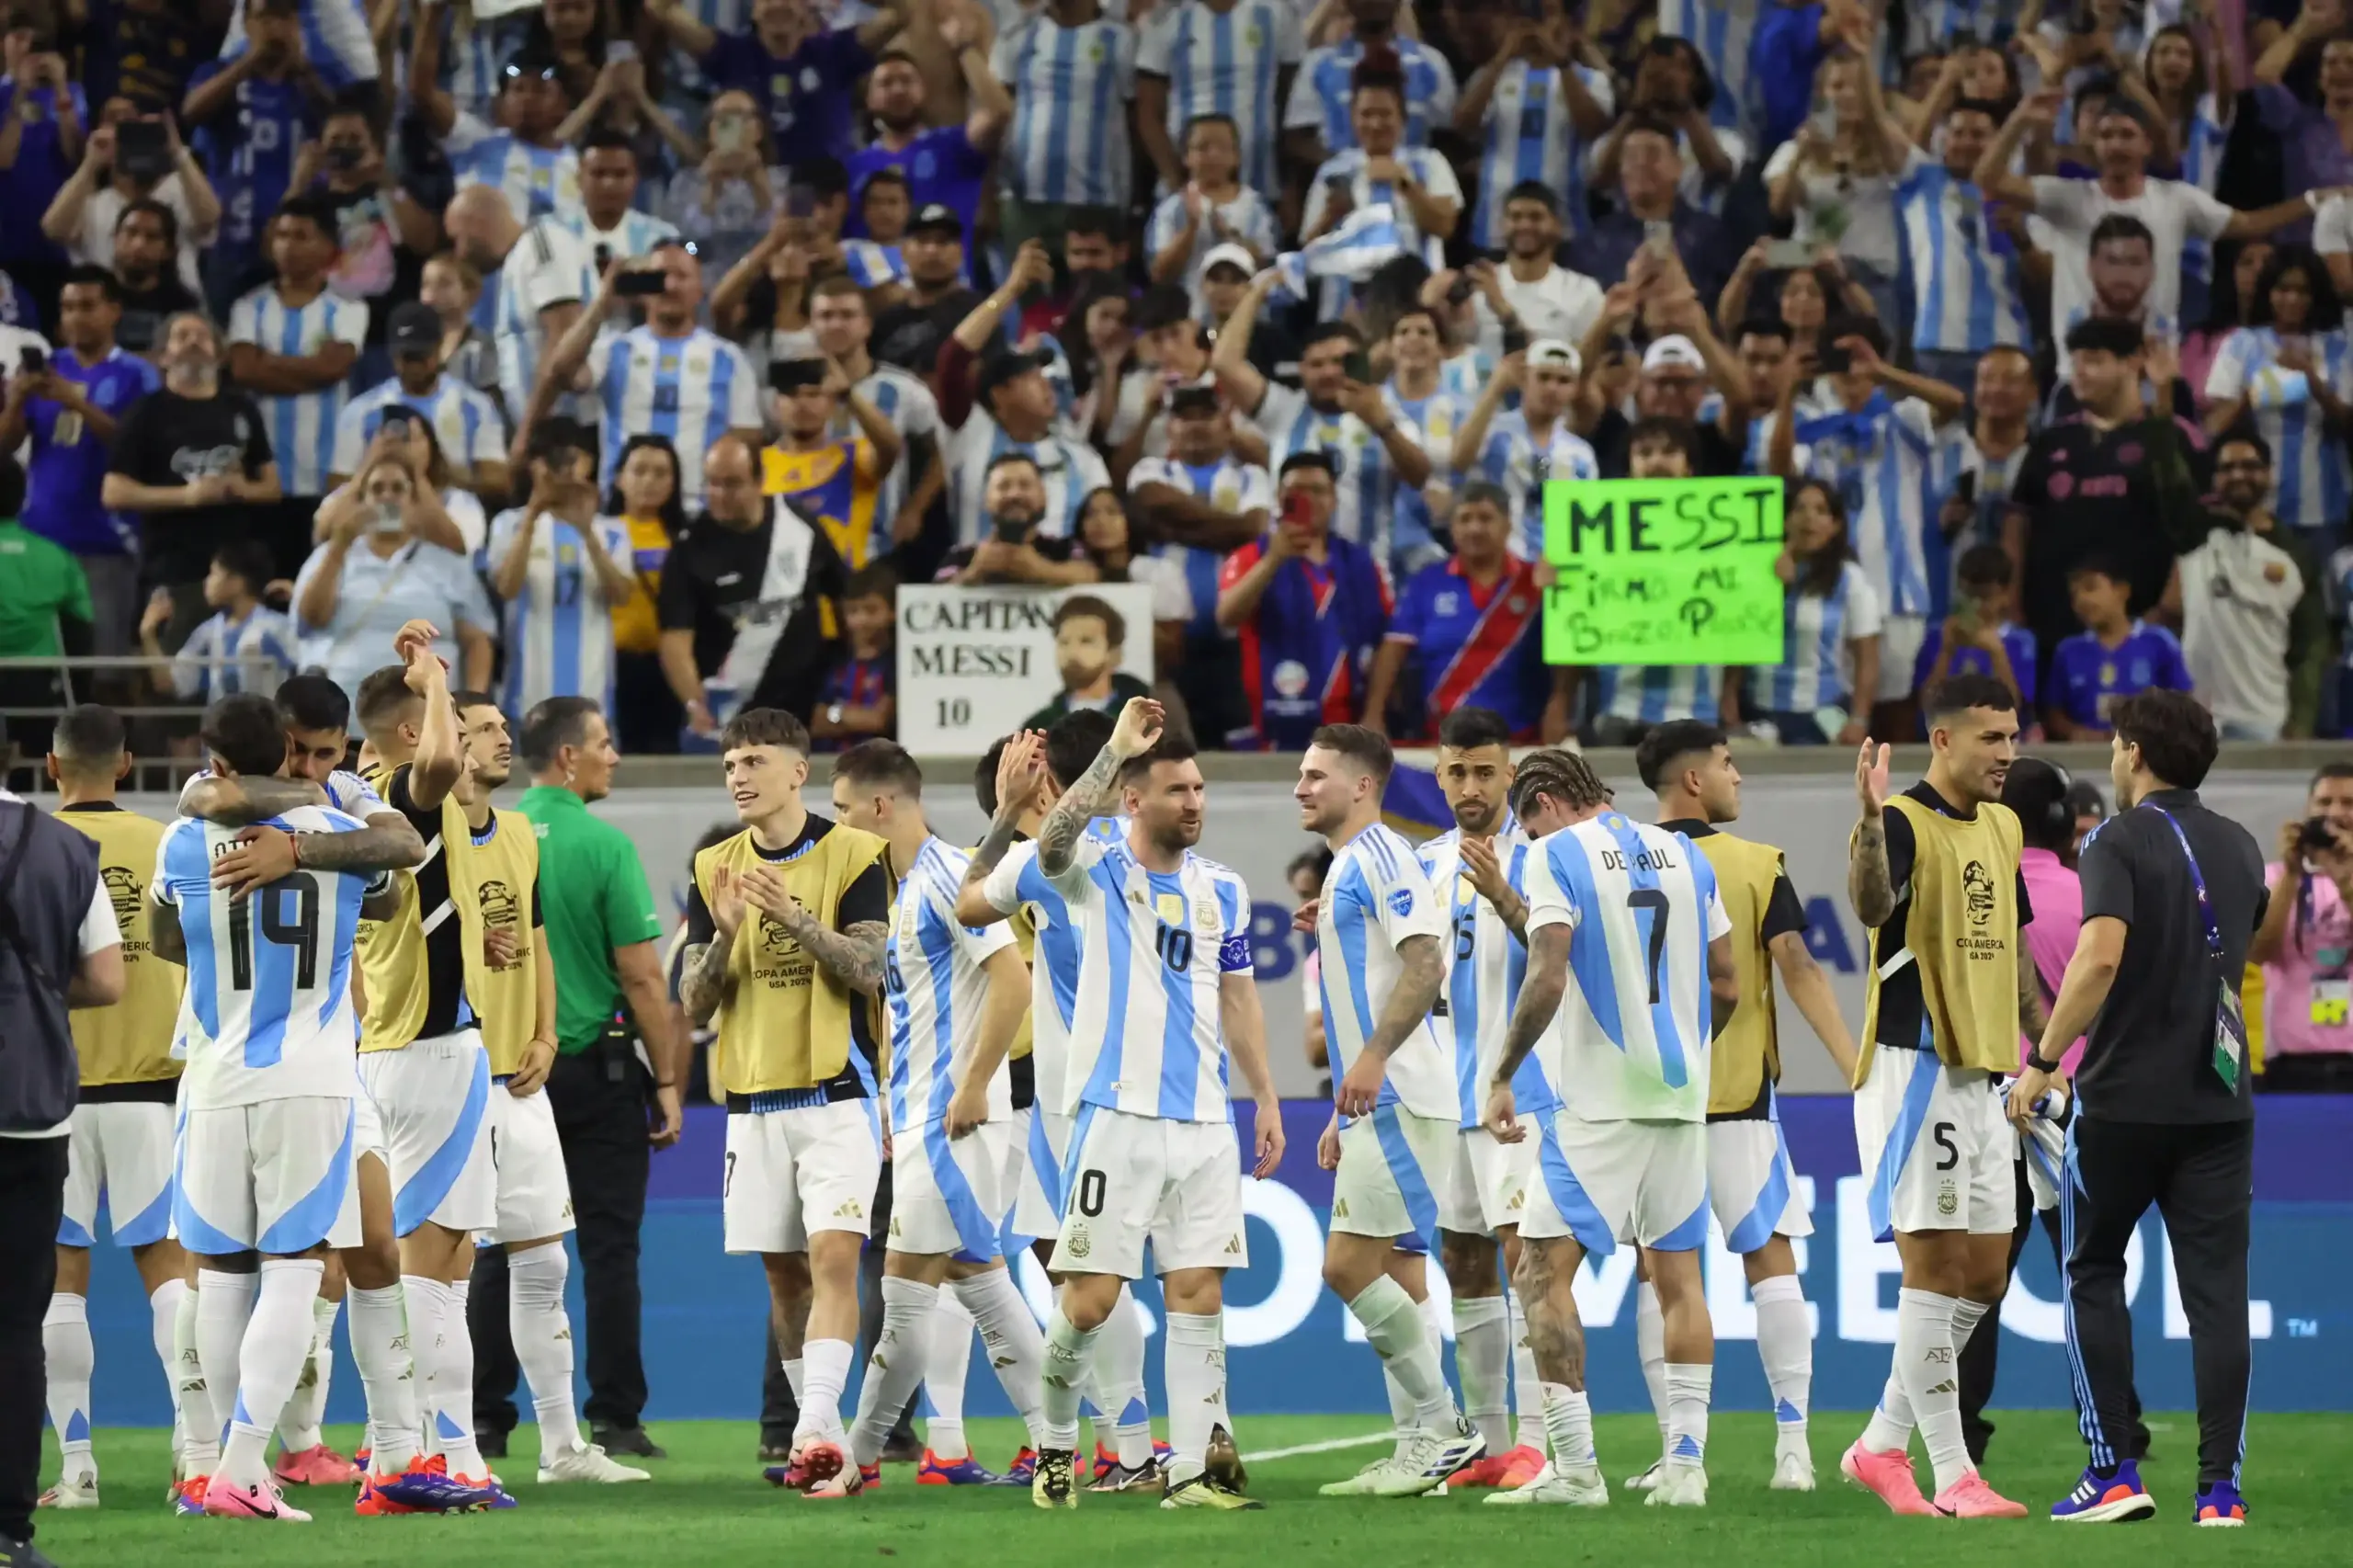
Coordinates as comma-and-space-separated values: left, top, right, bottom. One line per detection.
775, 904, 891, 997
180, 772, 327, 824
2016, 940, 2051, 1043
678, 939, 738, 1027
1363, 932, 1444, 1062
1493, 924, 1571, 1086
301, 817, 426, 873
1038, 698, 1165, 878
1849, 741, 1898, 927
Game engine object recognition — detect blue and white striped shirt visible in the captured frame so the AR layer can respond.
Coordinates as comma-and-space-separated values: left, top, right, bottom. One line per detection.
1136, 0, 1303, 195
587, 327, 763, 508
1299, 145, 1461, 319
1416, 824, 1557, 1129
1750, 560, 1884, 716
1470, 61, 1613, 250
2177, 93, 2230, 310
1592, 665, 1722, 726
557, 207, 681, 261
1284, 36, 1458, 153
227, 284, 369, 497
2205, 326, 2353, 532
1469, 409, 1600, 562
1318, 821, 1458, 1120
1248, 380, 1422, 574
170, 607, 299, 700
446, 110, 583, 223
1143, 187, 1281, 296
828, 362, 939, 559
1656, 0, 1756, 137
495, 215, 598, 423
332, 376, 509, 483
887, 836, 1018, 1131
1894, 156, 2032, 356
1791, 395, 1946, 619
487, 507, 634, 716
993, 14, 1137, 208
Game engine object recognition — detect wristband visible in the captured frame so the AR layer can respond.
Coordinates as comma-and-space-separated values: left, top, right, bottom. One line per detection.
2027, 1048, 2063, 1074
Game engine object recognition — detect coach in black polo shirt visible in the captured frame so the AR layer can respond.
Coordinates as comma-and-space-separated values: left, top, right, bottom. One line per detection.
2011, 691, 2264, 1528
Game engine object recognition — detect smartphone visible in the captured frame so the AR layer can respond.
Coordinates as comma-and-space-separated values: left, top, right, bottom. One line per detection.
1817, 342, 1852, 375
1445, 275, 1475, 307
785, 183, 818, 219
1953, 471, 1977, 506
377, 406, 415, 434
594, 243, 613, 274
605, 40, 637, 62
1501, 324, 1530, 357
615, 267, 668, 298
1342, 347, 1371, 383
1323, 173, 1352, 202
1281, 490, 1315, 528
114, 119, 168, 178
2301, 817, 2338, 853
18, 346, 43, 375
1764, 237, 1813, 270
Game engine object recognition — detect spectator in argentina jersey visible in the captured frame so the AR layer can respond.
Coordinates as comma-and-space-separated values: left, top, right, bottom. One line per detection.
1377, 307, 1464, 568
2046, 556, 2194, 741
2201, 245, 2353, 532
2144, 21, 2235, 326
178, 0, 329, 315
1299, 64, 1461, 323
409, 43, 583, 224
440, 185, 595, 433
993, 0, 1137, 258
1211, 277, 1433, 572
647, 0, 908, 167
1455, 6, 1614, 253
1284, 0, 1456, 164
1896, 97, 2036, 394
1590, 40, 1746, 224
1737, 478, 1881, 746
332, 301, 511, 497
560, 129, 681, 270
1136, 0, 1302, 200
1657, 0, 1757, 142
489, 418, 637, 716
141, 540, 299, 702
1143, 116, 1281, 298
760, 357, 904, 573
1363, 485, 1547, 744
844, 21, 1012, 243
807, 277, 943, 562
1932, 346, 2036, 574
1127, 381, 1274, 648
530, 244, 764, 509
1295, 723, 1483, 1496
1216, 451, 1391, 752
227, 196, 369, 532
214, 0, 380, 93
1451, 341, 1600, 562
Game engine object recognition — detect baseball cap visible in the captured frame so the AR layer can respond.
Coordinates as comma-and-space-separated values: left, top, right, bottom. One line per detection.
1200, 242, 1256, 278
976, 347, 1053, 405
1641, 335, 1706, 374
1527, 338, 1582, 377
388, 301, 441, 356
909, 203, 963, 238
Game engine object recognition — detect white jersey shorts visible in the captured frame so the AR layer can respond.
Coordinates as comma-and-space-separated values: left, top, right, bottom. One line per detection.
353, 1074, 386, 1161
481, 1083, 574, 1246
1330, 1104, 1458, 1245
890, 1117, 1015, 1260
173, 1095, 361, 1255
1011, 1106, 1073, 1239
722, 1097, 881, 1256
60, 1099, 176, 1248
1437, 1117, 1540, 1235
1709, 1099, 1813, 1254
1050, 1105, 1246, 1279
1855, 1048, 2015, 1241
1521, 1109, 1709, 1256
358, 1028, 495, 1237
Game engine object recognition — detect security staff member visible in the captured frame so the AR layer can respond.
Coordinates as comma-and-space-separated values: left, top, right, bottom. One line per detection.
2014, 691, 2267, 1528
0, 713, 127, 1568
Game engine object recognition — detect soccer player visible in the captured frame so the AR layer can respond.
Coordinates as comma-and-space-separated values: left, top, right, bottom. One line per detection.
1016, 699, 1283, 1511
827, 741, 1050, 1498
676, 708, 892, 1493
1629, 720, 1859, 1494
1840, 674, 2041, 1518
147, 695, 409, 1521
1484, 747, 1737, 1509
40, 706, 186, 1512
452, 693, 648, 1484
1295, 723, 1484, 1498
1414, 707, 1550, 1492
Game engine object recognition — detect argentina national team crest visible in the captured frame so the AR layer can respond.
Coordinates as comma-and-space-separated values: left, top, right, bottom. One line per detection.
1387, 886, 1415, 918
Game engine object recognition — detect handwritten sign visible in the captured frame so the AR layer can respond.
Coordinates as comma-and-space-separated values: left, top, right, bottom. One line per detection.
1540, 476, 1786, 665
896, 583, 1159, 754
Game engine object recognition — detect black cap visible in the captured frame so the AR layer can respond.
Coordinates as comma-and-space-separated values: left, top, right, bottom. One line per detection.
769, 358, 828, 393
388, 301, 440, 355
909, 203, 963, 238
976, 347, 1053, 406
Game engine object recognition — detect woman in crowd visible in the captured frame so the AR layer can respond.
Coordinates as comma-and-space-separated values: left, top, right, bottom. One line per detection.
1731, 477, 1881, 746
1718, 245, 1880, 379
2203, 244, 2353, 536
1764, 46, 1913, 332
663, 90, 782, 285
2184, 238, 2276, 412
1300, 60, 1461, 322
606, 433, 689, 754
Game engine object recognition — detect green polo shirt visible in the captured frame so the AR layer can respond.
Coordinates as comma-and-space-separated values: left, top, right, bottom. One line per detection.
0, 520, 93, 658
519, 784, 666, 1055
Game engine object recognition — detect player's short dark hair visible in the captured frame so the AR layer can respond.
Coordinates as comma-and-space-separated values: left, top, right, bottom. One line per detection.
2065, 553, 2131, 585
1052, 594, 1126, 649
974, 735, 1011, 816
1436, 707, 1511, 753
719, 707, 810, 756
353, 665, 422, 736
1508, 747, 1612, 820
1046, 710, 1115, 790
210, 538, 275, 597
450, 689, 498, 714
50, 704, 125, 769
1956, 543, 2014, 587
519, 696, 602, 771
2111, 688, 2220, 789
59, 264, 121, 303
1635, 720, 1729, 791
1118, 731, 1199, 788
201, 693, 290, 778
843, 562, 897, 605
834, 738, 922, 797
1924, 672, 2018, 721
1309, 723, 1394, 785
276, 674, 350, 734
1504, 180, 1560, 214
2002, 756, 2077, 853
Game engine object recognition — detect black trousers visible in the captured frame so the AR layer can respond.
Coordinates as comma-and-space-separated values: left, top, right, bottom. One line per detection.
473, 1048, 654, 1436
2065, 1117, 2254, 1486
0, 1136, 68, 1544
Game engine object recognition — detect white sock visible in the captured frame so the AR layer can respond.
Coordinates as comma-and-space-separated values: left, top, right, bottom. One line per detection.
1894, 1288, 1969, 1494
1453, 1294, 1511, 1454
348, 1283, 418, 1473
1539, 1381, 1596, 1471
1507, 1289, 1546, 1454
195, 1268, 259, 1462
1161, 1311, 1225, 1485
41, 1293, 94, 1481
1663, 1362, 1711, 1469
953, 1267, 1050, 1449
431, 1278, 486, 1478
1949, 1296, 1992, 1357
149, 1278, 187, 1463
277, 1295, 340, 1452
174, 1278, 217, 1476
782, 1358, 804, 1403
1088, 1290, 1152, 1468
1039, 1309, 1101, 1449
1752, 1273, 1812, 1446
851, 1277, 938, 1466
507, 1243, 582, 1460
400, 1276, 446, 1459
796, 1337, 855, 1443
1347, 1278, 1454, 1429
920, 1289, 973, 1460
220, 1259, 324, 1488
1636, 1280, 1669, 1458
1383, 1365, 1415, 1458
1860, 1369, 1916, 1453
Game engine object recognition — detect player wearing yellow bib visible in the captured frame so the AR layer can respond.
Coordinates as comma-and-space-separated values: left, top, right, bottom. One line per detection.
1841, 675, 2045, 1520
452, 695, 647, 1484
40, 706, 185, 1512
761, 357, 904, 574
1630, 721, 1859, 1497
676, 707, 892, 1494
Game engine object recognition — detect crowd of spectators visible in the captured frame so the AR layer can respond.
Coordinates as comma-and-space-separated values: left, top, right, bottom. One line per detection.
5, 0, 2353, 757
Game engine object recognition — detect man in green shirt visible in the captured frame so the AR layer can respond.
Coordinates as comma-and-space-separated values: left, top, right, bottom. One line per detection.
0, 465, 97, 766
472, 695, 682, 1462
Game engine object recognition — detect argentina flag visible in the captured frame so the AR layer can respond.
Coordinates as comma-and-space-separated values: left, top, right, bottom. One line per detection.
1272, 204, 1405, 304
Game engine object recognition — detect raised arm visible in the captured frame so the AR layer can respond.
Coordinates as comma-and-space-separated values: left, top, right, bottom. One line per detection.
1208, 268, 1277, 415
1847, 740, 1898, 928
1036, 697, 1163, 877
1974, 88, 2061, 208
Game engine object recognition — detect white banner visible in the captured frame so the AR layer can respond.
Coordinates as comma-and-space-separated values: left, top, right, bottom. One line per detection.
893, 584, 1159, 754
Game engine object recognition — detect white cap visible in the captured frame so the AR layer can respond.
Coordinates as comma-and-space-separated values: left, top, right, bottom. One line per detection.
1200, 242, 1257, 278
1527, 338, 1582, 376
1642, 335, 1706, 373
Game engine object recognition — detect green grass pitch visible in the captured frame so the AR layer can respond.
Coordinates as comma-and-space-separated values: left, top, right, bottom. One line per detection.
32, 1413, 2340, 1566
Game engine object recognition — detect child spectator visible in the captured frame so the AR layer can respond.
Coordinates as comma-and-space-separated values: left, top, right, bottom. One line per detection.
1914, 544, 2037, 720
1733, 476, 1881, 745
2045, 557, 2194, 740
1022, 593, 1153, 731
139, 538, 296, 700
810, 563, 898, 751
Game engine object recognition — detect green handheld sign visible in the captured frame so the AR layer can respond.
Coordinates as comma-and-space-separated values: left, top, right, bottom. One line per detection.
1540, 476, 1787, 666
